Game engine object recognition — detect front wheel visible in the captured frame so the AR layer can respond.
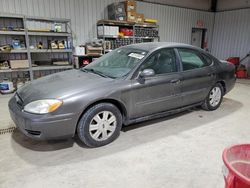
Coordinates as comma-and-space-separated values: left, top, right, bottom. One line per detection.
202, 83, 224, 111
77, 103, 122, 147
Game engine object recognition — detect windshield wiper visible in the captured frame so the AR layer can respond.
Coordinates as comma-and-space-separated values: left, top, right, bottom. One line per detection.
83, 68, 113, 78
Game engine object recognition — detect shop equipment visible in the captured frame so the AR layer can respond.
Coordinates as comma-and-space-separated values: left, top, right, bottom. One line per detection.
227, 52, 250, 78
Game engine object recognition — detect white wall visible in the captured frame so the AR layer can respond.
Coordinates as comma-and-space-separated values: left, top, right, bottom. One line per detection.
212, 9, 250, 59
138, 0, 211, 11
217, 0, 250, 11
0, 0, 123, 45
0, 0, 214, 49
137, 1, 214, 49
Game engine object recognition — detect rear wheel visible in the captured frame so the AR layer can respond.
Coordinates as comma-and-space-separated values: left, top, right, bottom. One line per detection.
77, 103, 122, 147
202, 83, 224, 111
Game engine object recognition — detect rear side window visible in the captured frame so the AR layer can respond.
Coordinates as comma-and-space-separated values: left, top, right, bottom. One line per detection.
178, 49, 207, 71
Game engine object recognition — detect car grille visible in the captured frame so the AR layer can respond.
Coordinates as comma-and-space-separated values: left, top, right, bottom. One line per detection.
15, 93, 24, 107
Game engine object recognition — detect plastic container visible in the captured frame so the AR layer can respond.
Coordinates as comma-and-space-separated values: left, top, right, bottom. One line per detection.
227, 57, 240, 65
0, 78, 15, 94
236, 70, 248, 78
222, 144, 250, 188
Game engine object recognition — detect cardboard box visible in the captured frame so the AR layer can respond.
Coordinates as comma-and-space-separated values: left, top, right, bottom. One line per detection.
86, 46, 103, 55
136, 13, 145, 23
108, 2, 126, 15
125, 0, 136, 12
10, 59, 29, 69
107, 2, 126, 21
127, 11, 137, 22
108, 13, 126, 21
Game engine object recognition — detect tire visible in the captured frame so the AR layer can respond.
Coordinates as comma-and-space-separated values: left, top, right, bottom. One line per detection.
202, 83, 224, 111
77, 103, 122, 147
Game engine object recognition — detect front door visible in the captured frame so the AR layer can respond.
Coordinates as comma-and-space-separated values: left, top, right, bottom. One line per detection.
191, 28, 206, 49
130, 48, 182, 119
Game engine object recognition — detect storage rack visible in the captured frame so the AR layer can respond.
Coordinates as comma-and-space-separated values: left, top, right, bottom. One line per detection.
97, 19, 159, 53
0, 13, 73, 82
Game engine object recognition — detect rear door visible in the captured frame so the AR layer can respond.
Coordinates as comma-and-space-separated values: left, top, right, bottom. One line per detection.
176, 48, 216, 106
130, 48, 182, 118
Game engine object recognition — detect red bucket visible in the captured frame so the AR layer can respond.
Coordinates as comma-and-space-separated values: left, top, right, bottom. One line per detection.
222, 144, 250, 188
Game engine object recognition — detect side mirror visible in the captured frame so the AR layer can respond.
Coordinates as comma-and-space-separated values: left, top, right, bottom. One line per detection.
140, 69, 155, 78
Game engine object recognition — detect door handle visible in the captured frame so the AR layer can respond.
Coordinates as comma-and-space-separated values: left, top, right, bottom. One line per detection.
170, 79, 180, 84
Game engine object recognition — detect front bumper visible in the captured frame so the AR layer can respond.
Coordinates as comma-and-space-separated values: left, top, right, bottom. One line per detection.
8, 96, 78, 140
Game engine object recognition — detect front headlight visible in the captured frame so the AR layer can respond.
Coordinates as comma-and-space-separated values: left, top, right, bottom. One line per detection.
24, 99, 62, 114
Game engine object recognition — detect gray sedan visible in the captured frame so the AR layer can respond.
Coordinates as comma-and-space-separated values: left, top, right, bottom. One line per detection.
9, 42, 236, 147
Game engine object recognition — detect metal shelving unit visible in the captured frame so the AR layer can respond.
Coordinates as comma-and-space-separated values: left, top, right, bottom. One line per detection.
0, 13, 73, 81
97, 19, 159, 52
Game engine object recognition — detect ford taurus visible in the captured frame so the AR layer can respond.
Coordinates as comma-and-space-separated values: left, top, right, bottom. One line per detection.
9, 42, 236, 147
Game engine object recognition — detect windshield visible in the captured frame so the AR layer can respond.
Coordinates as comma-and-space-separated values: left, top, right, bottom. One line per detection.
82, 48, 148, 78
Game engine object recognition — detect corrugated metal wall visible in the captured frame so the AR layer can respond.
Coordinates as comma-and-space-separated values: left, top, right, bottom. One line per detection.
0, 0, 214, 48
0, 0, 122, 45
212, 9, 250, 59
137, 1, 214, 49
137, 0, 211, 11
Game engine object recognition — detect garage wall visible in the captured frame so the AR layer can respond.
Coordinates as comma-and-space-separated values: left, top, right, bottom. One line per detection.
217, 0, 250, 11
0, 0, 214, 49
137, 0, 212, 11
211, 9, 250, 59
137, 1, 214, 49
0, 0, 122, 45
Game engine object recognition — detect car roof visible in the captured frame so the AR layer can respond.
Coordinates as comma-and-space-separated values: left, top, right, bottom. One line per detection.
124, 42, 202, 52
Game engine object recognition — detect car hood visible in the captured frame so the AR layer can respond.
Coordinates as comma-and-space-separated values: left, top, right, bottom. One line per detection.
17, 69, 114, 104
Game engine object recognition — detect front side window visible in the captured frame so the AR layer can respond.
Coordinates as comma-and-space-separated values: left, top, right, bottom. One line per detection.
83, 48, 148, 78
140, 48, 177, 75
178, 49, 207, 71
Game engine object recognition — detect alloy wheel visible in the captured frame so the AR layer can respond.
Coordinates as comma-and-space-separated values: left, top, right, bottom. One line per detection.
209, 87, 222, 107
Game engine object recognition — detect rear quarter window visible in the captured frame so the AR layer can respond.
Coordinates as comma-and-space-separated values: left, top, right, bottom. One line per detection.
201, 53, 213, 66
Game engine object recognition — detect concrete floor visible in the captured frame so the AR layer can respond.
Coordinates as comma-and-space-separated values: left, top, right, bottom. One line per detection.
0, 80, 250, 188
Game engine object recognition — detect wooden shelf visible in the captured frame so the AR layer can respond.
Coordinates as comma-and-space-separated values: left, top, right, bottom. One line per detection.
98, 35, 157, 39
30, 49, 72, 53
97, 19, 135, 26
0, 66, 73, 73
0, 30, 25, 35
0, 49, 28, 54
32, 65, 73, 71
28, 31, 71, 37
26, 16, 70, 23
0, 68, 29, 73
74, 54, 102, 57
97, 19, 158, 28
